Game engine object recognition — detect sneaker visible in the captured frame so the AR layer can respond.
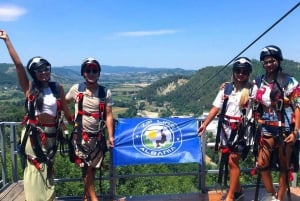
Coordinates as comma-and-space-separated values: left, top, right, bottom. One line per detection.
260, 193, 279, 201
234, 190, 244, 201
270, 195, 279, 201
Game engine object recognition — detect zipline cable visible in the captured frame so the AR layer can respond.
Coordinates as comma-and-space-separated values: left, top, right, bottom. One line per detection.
197, 2, 300, 90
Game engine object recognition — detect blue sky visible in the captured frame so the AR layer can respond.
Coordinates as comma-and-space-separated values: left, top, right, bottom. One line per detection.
0, 1, 299, 70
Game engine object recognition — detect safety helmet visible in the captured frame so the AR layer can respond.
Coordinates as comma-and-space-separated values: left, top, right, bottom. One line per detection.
26, 56, 51, 80
81, 57, 101, 76
260, 45, 283, 61
232, 57, 252, 72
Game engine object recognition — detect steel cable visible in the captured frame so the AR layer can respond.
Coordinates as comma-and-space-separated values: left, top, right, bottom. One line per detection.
197, 2, 300, 90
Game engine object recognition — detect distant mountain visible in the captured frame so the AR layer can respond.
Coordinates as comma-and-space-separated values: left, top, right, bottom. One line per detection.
1, 59, 300, 118
136, 59, 300, 117
53, 65, 196, 87
0, 63, 18, 86
0, 63, 196, 87
58, 65, 195, 75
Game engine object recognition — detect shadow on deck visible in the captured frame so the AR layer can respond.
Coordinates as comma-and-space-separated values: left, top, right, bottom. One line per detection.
0, 182, 299, 201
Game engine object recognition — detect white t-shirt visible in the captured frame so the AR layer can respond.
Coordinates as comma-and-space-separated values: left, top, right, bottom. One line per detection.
212, 84, 254, 146
213, 86, 252, 121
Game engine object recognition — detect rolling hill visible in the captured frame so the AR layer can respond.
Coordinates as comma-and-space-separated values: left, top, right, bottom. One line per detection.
136, 59, 300, 117
1, 59, 300, 119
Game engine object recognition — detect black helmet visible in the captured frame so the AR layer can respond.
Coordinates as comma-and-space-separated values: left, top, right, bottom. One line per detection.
260, 45, 283, 61
81, 57, 101, 76
26, 56, 51, 80
232, 57, 252, 72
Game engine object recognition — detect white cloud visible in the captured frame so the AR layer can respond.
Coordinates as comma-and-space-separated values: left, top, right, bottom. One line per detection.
115, 29, 179, 37
0, 4, 26, 21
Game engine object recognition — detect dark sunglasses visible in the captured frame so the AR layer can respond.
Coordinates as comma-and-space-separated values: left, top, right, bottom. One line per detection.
233, 69, 250, 75
85, 69, 99, 74
34, 66, 51, 73
262, 59, 276, 65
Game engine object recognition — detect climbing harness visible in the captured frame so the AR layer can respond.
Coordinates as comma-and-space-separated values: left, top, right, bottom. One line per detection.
252, 73, 299, 201
19, 82, 63, 186
68, 82, 109, 194
215, 82, 253, 189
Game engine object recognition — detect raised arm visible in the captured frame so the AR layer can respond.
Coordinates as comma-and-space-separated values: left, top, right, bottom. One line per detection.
0, 30, 29, 94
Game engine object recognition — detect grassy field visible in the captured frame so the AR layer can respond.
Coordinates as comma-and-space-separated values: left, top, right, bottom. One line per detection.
113, 106, 128, 117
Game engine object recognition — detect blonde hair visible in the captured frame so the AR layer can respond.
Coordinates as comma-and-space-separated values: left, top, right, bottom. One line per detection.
239, 88, 250, 107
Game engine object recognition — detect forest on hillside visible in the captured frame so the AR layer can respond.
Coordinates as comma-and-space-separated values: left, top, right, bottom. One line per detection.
1, 59, 300, 120
136, 59, 300, 116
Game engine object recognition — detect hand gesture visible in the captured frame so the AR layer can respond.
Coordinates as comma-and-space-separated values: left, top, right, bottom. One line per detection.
0, 30, 8, 40
284, 131, 298, 144
198, 125, 206, 137
108, 135, 114, 147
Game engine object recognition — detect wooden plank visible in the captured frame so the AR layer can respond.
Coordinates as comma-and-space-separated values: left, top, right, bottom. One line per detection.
0, 182, 25, 201
1, 182, 299, 201
0, 183, 18, 200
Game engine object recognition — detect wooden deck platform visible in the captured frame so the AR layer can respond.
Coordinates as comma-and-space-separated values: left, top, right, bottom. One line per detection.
0, 182, 299, 201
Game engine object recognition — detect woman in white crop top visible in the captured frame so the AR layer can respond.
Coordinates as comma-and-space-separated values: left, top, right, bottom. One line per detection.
1, 30, 72, 201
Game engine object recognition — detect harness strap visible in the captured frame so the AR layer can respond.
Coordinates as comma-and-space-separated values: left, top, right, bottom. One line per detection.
70, 83, 108, 173
38, 122, 57, 127
27, 156, 41, 170
257, 119, 285, 127
28, 119, 38, 125
28, 95, 36, 121
21, 82, 62, 168
20, 124, 31, 157
29, 126, 48, 162
224, 115, 242, 122
215, 97, 229, 151
223, 120, 241, 130
56, 99, 62, 112
77, 110, 101, 118
99, 101, 105, 119
217, 152, 229, 186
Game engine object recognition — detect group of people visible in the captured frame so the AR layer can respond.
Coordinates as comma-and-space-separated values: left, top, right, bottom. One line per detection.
0, 30, 114, 201
199, 46, 300, 201
1, 28, 300, 201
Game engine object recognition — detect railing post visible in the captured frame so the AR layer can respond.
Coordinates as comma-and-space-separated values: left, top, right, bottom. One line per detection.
0, 123, 8, 185
109, 148, 116, 200
10, 124, 19, 182
200, 131, 207, 193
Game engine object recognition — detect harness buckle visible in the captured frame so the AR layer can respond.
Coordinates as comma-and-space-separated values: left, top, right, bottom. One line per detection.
98, 120, 106, 131
276, 99, 283, 112
27, 156, 41, 170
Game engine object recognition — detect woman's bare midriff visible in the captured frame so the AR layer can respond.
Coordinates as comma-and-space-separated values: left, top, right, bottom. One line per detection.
36, 113, 57, 124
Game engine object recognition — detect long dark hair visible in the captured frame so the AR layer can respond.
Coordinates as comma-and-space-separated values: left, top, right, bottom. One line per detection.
29, 81, 44, 112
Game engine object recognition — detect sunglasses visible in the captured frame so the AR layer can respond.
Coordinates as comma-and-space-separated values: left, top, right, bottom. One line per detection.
233, 69, 250, 75
85, 69, 99, 74
34, 66, 51, 74
262, 59, 276, 65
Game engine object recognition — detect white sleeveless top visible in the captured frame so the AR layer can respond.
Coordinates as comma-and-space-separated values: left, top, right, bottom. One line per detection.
35, 87, 57, 117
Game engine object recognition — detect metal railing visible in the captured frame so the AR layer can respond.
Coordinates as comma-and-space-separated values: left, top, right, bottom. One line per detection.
0, 122, 20, 190
0, 121, 204, 199
0, 121, 298, 199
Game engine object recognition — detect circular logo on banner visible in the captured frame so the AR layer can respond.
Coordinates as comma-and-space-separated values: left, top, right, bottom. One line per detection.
132, 119, 182, 157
